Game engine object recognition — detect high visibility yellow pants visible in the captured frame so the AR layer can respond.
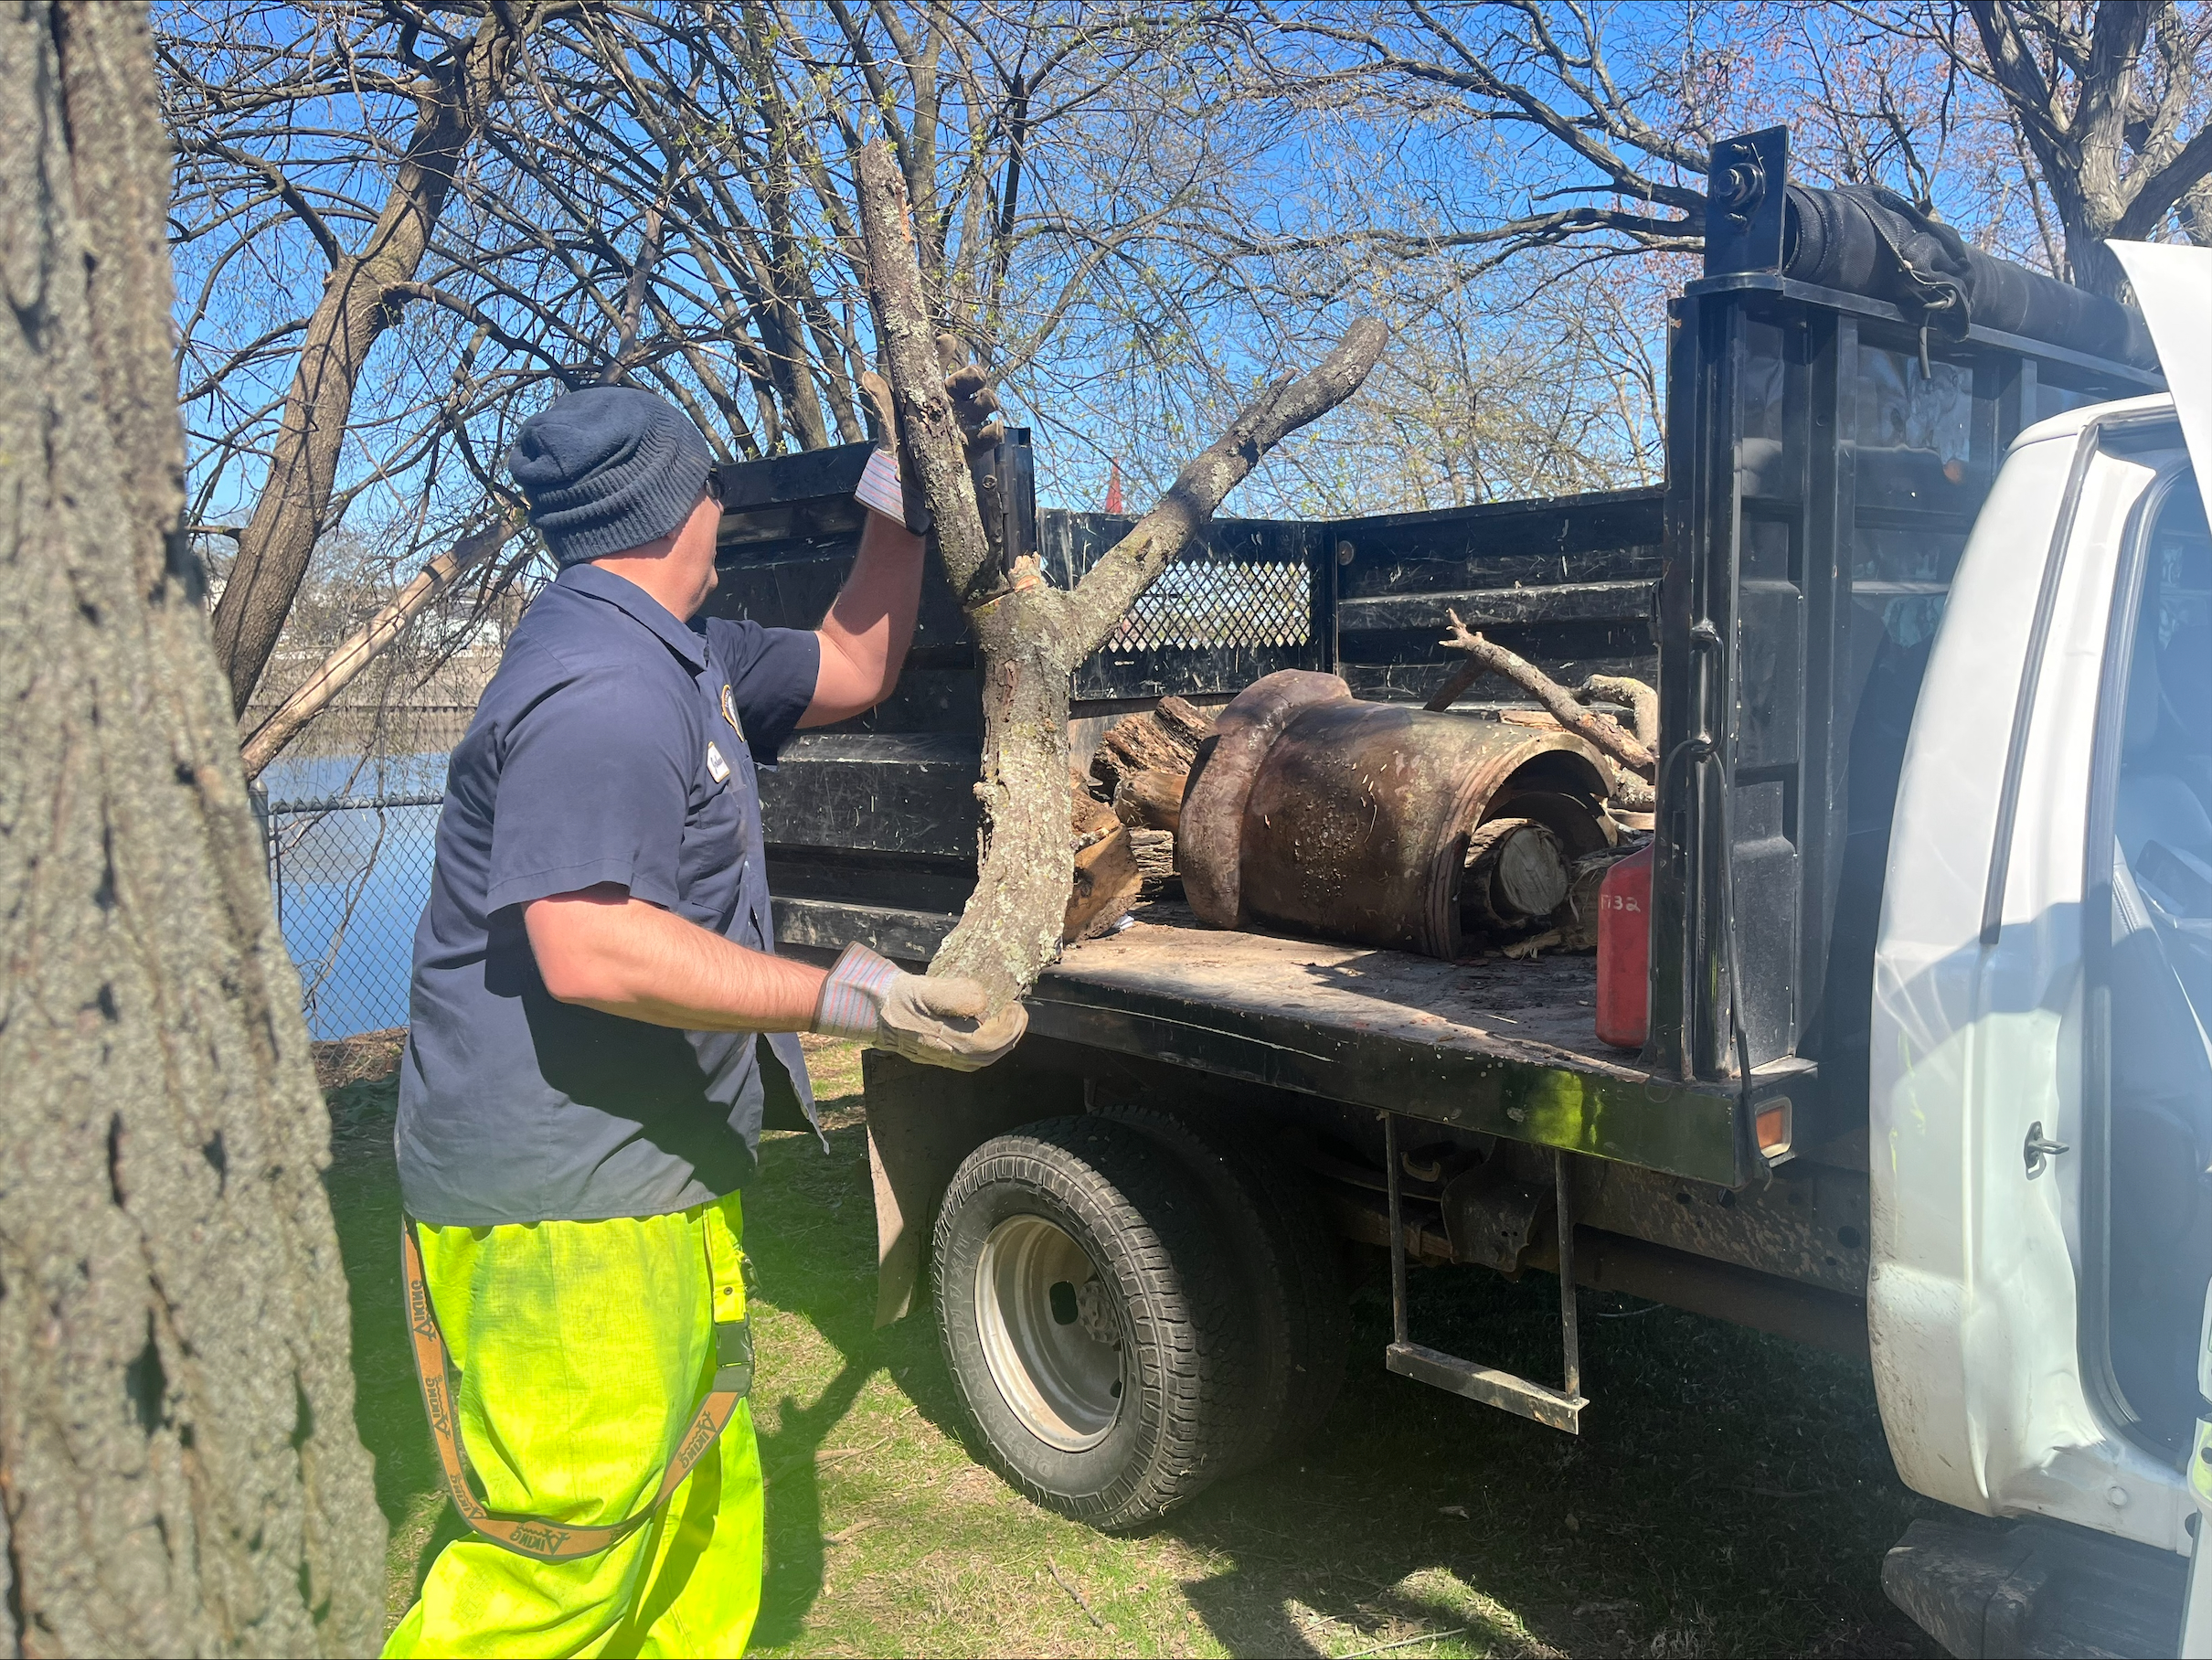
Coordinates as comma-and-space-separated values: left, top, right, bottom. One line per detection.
383, 1194, 763, 1658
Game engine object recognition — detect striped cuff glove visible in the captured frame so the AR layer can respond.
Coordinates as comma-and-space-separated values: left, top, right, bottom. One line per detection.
814, 942, 903, 1041
812, 942, 1028, 1072
854, 448, 926, 535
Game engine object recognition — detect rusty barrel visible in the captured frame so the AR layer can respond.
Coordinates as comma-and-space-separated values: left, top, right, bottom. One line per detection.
1179, 671, 1613, 958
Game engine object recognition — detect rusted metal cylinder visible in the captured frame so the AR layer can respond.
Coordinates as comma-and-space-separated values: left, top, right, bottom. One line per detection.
1180, 671, 1613, 958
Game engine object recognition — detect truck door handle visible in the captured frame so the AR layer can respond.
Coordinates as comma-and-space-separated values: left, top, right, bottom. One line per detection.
2024, 1123, 2069, 1177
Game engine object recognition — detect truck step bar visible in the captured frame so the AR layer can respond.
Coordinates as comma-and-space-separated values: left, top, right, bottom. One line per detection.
1383, 1113, 1589, 1433
1384, 1342, 1585, 1434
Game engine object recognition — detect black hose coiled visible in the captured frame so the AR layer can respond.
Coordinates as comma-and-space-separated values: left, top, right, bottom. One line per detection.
1781, 183, 2156, 371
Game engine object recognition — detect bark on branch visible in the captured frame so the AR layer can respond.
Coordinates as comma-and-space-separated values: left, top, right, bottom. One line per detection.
1436, 610, 1657, 775
238, 510, 526, 781
1064, 318, 1390, 656
206, 5, 528, 716
854, 140, 1383, 1006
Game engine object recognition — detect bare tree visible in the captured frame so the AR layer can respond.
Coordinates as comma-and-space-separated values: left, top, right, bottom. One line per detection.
162, 1, 1279, 767
1250, 1, 2210, 290
1260, 251, 1673, 515
856, 143, 1385, 1004
0, 3, 382, 1651
171, 0, 545, 716
1929, 0, 2212, 293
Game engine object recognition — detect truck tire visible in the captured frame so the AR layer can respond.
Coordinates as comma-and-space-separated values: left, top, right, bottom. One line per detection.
931, 1116, 1251, 1530
1096, 1101, 1349, 1473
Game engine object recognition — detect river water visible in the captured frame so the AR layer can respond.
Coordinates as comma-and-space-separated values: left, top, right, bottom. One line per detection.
261, 751, 450, 1039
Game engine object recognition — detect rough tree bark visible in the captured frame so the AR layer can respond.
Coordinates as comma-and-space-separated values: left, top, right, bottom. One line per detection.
238, 510, 526, 782
206, 3, 529, 717
0, 5, 383, 1654
853, 142, 1386, 1006
1965, 0, 2212, 298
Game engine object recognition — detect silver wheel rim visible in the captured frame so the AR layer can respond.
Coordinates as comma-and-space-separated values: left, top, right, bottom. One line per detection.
973, 1214, 1124, 1452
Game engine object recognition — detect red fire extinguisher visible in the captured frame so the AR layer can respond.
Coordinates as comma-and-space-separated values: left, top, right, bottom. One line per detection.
1596, 843, 1654, 1050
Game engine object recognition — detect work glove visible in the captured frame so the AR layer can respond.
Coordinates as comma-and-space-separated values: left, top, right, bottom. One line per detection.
813, 942, 1026, 1072
854, 335, 1005, 534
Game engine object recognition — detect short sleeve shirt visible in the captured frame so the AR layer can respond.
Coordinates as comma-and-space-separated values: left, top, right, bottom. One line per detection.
396, 562, 822, 1227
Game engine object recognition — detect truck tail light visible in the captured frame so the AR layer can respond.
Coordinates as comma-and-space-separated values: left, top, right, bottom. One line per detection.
1757, 1100, 1792, 1160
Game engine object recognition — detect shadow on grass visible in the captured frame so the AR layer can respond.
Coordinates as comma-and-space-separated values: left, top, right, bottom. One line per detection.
741, 1112, 944, 1650
740, 1109, 1942, 1656
324, 1075, 903, 1645
1164, 1258, 1942, 1659
322, 1077, 445, 1623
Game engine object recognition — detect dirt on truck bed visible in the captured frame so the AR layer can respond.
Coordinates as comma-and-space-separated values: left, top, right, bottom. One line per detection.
1026, 902, 1775, 1189
1050, 902, 1634, 1076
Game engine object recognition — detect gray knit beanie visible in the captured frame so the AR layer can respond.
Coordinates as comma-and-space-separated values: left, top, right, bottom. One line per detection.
507, 387, 714, 567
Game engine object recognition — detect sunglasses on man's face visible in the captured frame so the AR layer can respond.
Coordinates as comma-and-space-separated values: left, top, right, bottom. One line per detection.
705, 467, 726, 507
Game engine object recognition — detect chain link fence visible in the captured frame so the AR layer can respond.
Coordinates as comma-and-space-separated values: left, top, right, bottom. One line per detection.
265, 789, 443, 1039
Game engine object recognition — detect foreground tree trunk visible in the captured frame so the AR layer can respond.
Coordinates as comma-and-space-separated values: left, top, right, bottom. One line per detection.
0, 5, 384, 1654
854, 143, 1386, 1006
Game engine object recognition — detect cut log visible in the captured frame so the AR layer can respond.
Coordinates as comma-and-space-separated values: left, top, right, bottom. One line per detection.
1071, 771, 1120, 843
1114, 770, 1186, 834
1151, 695, 1217, 752
1063, 827, 1143, 941
1095, 696, 1214, 834
1127, 828, 1177, 883
1462, 817, 1569, 935
1092, 696, 1218, 792
1097, 713, 1197, 789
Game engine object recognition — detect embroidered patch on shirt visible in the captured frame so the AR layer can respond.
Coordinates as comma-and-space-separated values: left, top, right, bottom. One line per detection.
721, 683, 744, 739
706, 740, 731, 783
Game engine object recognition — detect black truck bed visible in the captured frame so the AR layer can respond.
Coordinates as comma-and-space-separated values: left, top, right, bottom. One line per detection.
1028, 903, 1792, 1188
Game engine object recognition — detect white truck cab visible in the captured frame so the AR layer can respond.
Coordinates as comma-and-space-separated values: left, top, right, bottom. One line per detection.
1876, 243, 2212, 1655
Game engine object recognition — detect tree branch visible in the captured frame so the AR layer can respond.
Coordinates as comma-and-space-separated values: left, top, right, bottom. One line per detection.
1066, 318, 1387, 655
855, 135, 1381, 1005
1436, 611, 1654, 773
238, 511, 526, 780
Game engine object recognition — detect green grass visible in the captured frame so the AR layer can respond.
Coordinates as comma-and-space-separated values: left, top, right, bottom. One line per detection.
324, 1047, 1942, 1657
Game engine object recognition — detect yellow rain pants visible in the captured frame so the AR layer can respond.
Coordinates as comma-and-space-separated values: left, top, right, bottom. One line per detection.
383, 1193, 762, 1658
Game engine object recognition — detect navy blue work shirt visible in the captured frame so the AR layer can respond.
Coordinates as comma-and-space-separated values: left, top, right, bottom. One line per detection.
396, 561, 823, 1227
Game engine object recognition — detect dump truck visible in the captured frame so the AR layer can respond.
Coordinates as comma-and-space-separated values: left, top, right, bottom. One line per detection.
704, 129, 2212, 1657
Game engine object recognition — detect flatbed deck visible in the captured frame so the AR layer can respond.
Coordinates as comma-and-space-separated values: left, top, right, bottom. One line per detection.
1030, 903, 1803, 1186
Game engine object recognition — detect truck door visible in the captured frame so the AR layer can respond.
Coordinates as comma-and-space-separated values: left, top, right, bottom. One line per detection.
1872, 244, 2210, 1564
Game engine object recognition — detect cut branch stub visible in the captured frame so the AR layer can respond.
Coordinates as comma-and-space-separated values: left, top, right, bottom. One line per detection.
854, 138, 1383, 1009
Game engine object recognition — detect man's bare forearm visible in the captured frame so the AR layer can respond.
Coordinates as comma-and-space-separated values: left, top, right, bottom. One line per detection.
525, 885, 825, 1030
803, 508, 925, 725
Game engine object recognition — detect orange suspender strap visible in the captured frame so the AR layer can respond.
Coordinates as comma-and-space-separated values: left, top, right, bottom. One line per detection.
400, 1218, 752, 1562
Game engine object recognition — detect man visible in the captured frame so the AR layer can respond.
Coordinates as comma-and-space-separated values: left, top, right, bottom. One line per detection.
383, 377, 1020, 1657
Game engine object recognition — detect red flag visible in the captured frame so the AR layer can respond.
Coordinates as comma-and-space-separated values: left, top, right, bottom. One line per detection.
1104, 457, 1124, 516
